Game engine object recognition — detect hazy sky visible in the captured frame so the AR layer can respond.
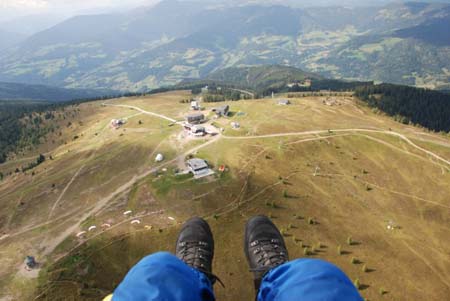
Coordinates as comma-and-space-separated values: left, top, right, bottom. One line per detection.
0, 0, 152, 11
0, 0, 158, 21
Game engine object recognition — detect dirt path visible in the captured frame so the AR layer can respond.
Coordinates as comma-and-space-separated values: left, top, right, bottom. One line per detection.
358, 134, 450, 170
230, 88, 255, 98
223, 128, 450, 168
103, 103, 178, 123
402, 240, 450, 290
40, 134, 221, 257
2, 207, 83, 240
47, 165, 85, 221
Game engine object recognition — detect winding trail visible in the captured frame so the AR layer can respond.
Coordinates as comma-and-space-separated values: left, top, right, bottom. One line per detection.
223, 128, 450, 168
47, 165, 84, 221
103, 103, 178, 123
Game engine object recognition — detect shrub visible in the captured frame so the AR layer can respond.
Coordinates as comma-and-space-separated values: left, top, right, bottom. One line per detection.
308, 217, 314, 225
347, 236, 353, 246
351, 257, 357, 264
354, 278, 361, 290
379, 288, 387, 295
283, 190, 288, 198
362, 264, 368, 272
303, 247, 310, 256
337, 245, 342, 255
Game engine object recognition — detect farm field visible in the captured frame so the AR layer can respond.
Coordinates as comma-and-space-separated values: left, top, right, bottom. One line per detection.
0, 91, 449, 300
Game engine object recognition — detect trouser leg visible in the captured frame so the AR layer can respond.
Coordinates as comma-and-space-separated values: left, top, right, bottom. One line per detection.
112, 252, 215, 301
257, 258, 363, 301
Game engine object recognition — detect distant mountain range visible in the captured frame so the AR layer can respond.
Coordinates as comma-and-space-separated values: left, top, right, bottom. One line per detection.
0, 0, 449, 91
0, 29, 26, 51
0, 82, 115, 102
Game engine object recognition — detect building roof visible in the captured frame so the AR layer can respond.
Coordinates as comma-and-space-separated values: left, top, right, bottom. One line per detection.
186, 113, 204, 119
192, 125, 205, 131
187, 158, 209, 171
213, 105, 229, 115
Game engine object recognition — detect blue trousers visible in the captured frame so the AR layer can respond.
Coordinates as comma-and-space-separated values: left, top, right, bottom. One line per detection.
112, 252, 363, 301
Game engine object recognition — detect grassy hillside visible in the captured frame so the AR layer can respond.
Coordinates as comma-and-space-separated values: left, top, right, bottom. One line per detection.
0, 91, 449, 300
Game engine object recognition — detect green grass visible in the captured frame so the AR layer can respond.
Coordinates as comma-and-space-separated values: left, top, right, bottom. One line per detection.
151, 172, 194, 196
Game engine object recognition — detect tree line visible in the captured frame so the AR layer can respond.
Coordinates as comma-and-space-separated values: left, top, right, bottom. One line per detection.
355, 84, 450, 133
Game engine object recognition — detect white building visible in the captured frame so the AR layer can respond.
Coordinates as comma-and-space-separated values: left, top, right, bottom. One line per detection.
231, 122, 240, 129
191, 125, 206, 136
191, 101, 200, 110
111, 119, 126, 129
278, 99, 290, 105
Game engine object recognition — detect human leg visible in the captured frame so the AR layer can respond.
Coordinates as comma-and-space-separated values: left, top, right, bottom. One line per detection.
112, 252, 214, 301
111, 217, 216, 301
244, 215, 362, 301
257, 258, 363, 301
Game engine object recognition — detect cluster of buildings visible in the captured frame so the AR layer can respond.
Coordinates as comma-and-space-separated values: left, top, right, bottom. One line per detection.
183, 103, 231, 136
184, 113, 207, 136
287, 79, 312, 88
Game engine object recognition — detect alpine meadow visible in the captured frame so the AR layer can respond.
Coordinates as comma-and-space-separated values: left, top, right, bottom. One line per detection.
0, 1, 449, 301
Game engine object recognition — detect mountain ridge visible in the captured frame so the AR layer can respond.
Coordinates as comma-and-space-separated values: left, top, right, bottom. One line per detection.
0, 81, 117, 102
0, 1, 449, 91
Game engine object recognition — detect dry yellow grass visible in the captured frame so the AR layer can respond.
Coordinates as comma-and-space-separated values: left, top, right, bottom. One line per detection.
0, 91, 449, 300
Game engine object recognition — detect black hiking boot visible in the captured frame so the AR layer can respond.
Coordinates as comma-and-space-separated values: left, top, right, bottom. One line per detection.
176, 217, 222, 286
244, 215, 289, 291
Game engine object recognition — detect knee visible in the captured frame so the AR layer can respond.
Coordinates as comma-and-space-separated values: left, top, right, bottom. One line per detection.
139, 251, 178, 266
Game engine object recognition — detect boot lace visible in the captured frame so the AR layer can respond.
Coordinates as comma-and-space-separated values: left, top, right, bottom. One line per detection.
249, 239, 287, 272
178, 241, 224, 287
